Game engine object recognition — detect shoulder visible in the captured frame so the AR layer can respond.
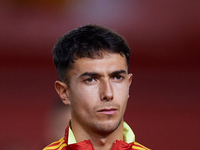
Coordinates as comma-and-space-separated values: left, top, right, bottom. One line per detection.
43, 137, 67, 150
131, 141, 151, 150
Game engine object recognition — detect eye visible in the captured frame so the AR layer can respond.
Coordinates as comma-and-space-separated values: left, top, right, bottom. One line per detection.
83, 77, 97, 84
113, 75, 124, 81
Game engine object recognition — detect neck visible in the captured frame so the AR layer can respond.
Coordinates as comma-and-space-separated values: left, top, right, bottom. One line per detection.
71, 120, 124, 150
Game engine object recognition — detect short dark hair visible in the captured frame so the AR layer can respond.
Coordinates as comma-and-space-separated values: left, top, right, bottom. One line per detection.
53, 24, 131, 84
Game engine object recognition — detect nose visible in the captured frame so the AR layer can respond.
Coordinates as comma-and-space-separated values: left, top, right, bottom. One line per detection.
100, 79, 114, 101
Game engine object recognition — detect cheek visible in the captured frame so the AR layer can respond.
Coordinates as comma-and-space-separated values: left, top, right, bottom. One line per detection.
115, 83, 130, 97
114, 83, 130, 108
81, 83, 100, 96
69, 86, 97, 109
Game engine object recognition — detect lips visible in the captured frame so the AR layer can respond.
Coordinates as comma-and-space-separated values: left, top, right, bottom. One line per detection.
98, 108, 117, 115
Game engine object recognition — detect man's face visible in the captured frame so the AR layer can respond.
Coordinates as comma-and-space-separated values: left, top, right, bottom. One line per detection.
66, 52, 132, 134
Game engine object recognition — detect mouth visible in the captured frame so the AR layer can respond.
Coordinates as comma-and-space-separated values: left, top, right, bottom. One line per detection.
98, 108, 117, 115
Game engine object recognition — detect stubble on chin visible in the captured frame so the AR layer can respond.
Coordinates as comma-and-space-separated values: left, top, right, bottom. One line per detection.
90, 103, 124, 135
89, 117, 123, 136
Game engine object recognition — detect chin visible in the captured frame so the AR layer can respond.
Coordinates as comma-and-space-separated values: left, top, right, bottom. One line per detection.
92, 119, 122, 135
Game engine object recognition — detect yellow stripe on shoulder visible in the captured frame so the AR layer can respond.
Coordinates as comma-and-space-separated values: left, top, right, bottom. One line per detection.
51, 138, 65, 145
132, 142, 150, 150
43, 138, 66, 150
58, 143, 67, 150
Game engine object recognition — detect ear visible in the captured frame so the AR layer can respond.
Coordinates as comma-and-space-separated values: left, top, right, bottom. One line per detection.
128, 73, 133, 86
127, 73, 133, 98
54, 81, 71, 105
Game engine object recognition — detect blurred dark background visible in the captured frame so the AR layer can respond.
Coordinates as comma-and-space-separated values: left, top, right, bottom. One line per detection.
0, 0, 200, 149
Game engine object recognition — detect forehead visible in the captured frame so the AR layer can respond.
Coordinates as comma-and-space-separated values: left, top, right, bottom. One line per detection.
69, 53, 128, 77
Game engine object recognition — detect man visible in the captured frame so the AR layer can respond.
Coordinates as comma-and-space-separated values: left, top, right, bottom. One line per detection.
43, 24, 150, 150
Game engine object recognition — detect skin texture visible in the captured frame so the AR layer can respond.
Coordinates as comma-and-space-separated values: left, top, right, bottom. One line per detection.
55, 52, 132, 150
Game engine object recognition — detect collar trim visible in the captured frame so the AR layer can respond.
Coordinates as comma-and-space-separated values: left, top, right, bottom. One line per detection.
67, 121, 135, 145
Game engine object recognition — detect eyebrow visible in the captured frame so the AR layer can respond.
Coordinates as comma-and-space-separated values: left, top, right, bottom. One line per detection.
79, 72, 100, 78
79, 70, 127, 78
110, 70, 127, 76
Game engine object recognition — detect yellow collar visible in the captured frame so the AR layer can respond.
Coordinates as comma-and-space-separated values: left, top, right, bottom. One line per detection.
68, 121, 135, 144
